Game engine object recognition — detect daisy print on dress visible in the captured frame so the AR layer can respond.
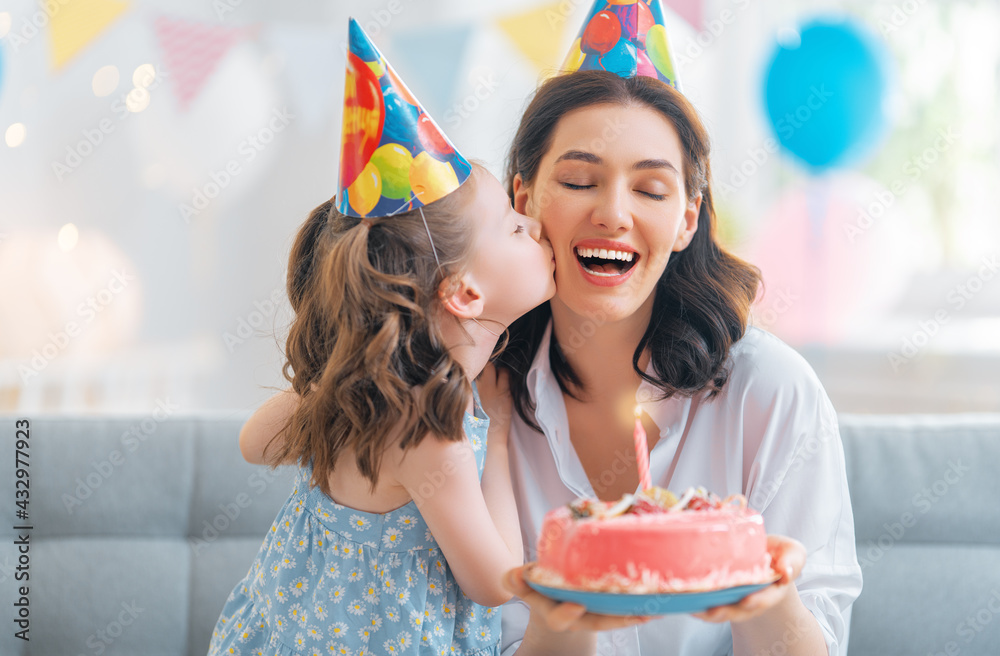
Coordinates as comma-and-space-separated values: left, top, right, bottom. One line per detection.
329, 621, 350, 640
288, 603, 307, 626
383, 527, 402, 547
384, 631, 413, 654
289, 577, 309, 597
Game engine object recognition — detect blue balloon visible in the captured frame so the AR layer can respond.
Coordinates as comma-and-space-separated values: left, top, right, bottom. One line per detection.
380, 85, 420, 151
598, 39, 638, 78
764, 18, 891, 171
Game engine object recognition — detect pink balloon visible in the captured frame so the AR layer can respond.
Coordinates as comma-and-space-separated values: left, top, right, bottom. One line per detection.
739, 174, 919, 346
636, 49, 657, 78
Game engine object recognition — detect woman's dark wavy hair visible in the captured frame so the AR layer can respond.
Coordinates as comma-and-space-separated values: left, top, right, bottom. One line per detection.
498, 70, 761, 432
264, 168, 481, 496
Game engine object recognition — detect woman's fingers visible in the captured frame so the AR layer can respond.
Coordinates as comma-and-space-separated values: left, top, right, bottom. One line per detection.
694, 533, 807, 624
767, 534, 806, 584
576, 613, 652, 632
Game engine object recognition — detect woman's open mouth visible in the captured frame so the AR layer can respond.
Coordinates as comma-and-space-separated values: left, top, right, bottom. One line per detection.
574, 246, 639, 278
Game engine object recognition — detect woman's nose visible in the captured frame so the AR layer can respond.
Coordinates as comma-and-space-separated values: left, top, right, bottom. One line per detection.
592, 184, 632, 233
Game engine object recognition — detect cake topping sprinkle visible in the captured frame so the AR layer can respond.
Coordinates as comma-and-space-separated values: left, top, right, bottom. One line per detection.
567, 486, 747, 519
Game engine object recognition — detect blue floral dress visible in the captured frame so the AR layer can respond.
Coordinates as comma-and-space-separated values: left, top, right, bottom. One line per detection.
207, 407, 501, 656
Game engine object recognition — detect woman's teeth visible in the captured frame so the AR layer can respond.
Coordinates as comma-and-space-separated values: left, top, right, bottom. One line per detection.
574, 246, 638, 277
574, 247, 634, 262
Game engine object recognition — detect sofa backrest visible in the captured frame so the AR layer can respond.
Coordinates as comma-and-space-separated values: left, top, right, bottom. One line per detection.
0, 414, 294, 656
1, 413, 998, 655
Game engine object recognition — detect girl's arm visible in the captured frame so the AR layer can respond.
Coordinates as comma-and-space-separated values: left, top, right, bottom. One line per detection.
393, 426, 522, 608
476, 366, 523, 570
239, 389, 299, 465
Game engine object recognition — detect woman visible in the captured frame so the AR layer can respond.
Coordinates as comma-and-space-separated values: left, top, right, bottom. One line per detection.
487, 70, 862, 656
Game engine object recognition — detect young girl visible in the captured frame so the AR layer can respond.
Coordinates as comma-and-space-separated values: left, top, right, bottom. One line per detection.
208, 19, 555, 655
208, 161, 555, 656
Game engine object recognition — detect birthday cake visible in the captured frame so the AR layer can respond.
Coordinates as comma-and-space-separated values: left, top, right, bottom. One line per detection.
530, 487, 774, 594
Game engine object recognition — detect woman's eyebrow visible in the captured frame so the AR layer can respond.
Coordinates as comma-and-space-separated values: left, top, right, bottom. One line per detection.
554, 151, 680, 179
554, 150, 602, 165
633, 159, 680, 177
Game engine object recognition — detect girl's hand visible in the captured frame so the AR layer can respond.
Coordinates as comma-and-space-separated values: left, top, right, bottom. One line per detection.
503, 566, 652, 633
692, 534, 806, 624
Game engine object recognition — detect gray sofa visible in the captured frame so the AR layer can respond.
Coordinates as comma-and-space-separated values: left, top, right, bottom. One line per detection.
1, 413, 998, 655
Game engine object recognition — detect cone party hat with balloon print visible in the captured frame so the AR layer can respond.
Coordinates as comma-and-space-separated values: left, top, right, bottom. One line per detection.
339, 18, 472, 218
561, 0, 681, 89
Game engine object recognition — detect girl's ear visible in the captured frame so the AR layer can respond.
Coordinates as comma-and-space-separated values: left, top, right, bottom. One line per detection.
439, 274, 484, 320
512, 174, 530, 214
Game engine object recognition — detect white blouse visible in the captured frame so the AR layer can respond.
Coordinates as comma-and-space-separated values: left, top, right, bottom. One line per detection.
500, 323, 863, 656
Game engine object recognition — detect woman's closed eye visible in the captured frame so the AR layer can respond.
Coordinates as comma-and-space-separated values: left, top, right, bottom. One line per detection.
561, 182, 594, 191
514, 224, 526, 234
639, 190, 668, 201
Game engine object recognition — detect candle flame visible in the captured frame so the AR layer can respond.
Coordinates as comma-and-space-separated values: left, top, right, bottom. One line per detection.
634, 406, 642, 419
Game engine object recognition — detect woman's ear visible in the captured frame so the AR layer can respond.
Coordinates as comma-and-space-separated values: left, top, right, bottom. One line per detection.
438, 274, 485, 320
512, 174, 530, 214
673, 193, 702, 252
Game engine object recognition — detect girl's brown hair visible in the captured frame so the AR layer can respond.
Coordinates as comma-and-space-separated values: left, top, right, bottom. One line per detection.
266, 168, 481, 495
498, 70, 762, 431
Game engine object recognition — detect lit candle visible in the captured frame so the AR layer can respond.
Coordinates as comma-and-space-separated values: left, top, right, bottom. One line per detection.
633, 406, 651, 490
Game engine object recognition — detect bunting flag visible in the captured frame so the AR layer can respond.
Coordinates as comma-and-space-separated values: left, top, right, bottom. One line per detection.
663, 0, 703, 31
154, 16, 246, 111
387, 24, 474, 120
48, 0, 130, 69
497, 2, 572, 75
264, 25, 341, 133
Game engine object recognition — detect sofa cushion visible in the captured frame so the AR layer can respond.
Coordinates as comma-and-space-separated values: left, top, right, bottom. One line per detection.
840, 414, 1000, 656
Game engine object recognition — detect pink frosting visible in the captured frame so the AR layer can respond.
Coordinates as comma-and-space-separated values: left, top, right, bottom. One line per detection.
535, 505, 773, 593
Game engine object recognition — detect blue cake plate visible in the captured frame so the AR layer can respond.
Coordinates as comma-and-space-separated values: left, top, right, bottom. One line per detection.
524, 567, 778, 616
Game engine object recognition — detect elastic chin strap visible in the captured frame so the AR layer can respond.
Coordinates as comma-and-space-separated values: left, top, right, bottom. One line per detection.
471, 317, 502, 337
420, 206, 504, 339
419, 206, 442, 272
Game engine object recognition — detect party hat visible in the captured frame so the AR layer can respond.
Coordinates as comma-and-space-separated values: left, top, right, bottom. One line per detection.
561, 0, 681, 90
339, 18, 472, 218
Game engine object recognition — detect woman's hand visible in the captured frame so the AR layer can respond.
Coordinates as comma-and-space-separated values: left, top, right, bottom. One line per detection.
503, 565, 651, 633
692, 534, 806, 624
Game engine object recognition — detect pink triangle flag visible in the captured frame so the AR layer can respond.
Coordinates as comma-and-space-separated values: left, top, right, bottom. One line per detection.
663, 0, 703, 31
154, 16, 247, 111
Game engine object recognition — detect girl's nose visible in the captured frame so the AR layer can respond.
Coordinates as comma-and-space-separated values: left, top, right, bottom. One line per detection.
527, 216, 543, 243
